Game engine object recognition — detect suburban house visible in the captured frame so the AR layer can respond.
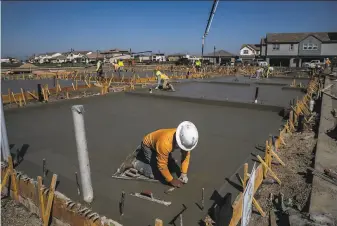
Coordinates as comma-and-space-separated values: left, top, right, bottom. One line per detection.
50, 55, 67, 64
134, 54, 151, 62
260, 32, 337, 67
204, 50, 236, 65
65, 51, 92, 63
1, 57, 19, 63
85, 52, 104, 64
167, 53, 185, 62
30, 52, 63, 63
239, 44, 261, 61
101, 49, 131, 62
151, 53, 166, 62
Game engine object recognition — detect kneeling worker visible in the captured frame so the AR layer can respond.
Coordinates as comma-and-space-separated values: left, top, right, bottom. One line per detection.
124, 121, 199, 187
155, 70, 175, 91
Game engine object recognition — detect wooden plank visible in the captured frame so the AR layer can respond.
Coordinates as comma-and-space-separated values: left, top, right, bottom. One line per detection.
257, 155, 281, 185
43, 174, 58, 226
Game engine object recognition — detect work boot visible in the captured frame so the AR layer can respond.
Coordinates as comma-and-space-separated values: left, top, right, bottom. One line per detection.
119, 157, 136, 174
169, 84, 176, 92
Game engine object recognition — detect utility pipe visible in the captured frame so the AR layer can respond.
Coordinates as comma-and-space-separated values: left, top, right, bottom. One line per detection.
1, 96, 10, 162
71, 105, 93, 203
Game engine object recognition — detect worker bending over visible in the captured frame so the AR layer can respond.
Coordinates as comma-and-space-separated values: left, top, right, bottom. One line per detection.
195, 59, 201, 72
155, 69, 175, 91
123, 121, 199, 187
96, 60, 103, 80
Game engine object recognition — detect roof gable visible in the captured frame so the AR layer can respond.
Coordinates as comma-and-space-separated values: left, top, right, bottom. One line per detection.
266, 32, 334, 43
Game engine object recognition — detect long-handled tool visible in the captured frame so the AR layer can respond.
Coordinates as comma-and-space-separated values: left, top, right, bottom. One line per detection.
130, 191, 171, 206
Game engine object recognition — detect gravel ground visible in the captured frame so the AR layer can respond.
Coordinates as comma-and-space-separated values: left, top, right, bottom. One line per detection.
249, 129, 317, 226
1, 197, 42, 226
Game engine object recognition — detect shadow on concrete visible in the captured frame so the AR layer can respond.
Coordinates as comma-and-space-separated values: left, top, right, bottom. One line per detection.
10, 144, 30, 167
225, 177, 242, 192
327, 124, 337, 140
201, 192, 232, 226
168, 204, 187, 226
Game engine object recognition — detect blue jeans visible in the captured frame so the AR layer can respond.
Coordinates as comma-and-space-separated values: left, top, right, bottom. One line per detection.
133, 142, 180, 181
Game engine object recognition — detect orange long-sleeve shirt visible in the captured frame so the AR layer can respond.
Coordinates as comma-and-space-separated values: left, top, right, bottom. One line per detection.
142, 128, 190, 182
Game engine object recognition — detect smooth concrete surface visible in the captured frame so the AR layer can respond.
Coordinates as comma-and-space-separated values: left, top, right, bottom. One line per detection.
309, 77, 337, 218
204, 75, 310, 86
141, 82, 304, 108
5, 93, 282, 225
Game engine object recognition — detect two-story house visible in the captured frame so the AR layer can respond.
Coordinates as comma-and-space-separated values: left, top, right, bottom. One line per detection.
239, 44, 261, 62
260, 32, 337, 67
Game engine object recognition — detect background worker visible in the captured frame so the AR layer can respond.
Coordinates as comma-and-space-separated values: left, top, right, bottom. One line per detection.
117, 60, 124, 79
96, 60, 103, 80
155, 69, 176, 91
195, 59, 201, 72
122, 121, 199, 187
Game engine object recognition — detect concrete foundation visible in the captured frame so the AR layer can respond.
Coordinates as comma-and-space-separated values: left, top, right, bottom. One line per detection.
3, 77, 307, 225
5, 91, 284, 225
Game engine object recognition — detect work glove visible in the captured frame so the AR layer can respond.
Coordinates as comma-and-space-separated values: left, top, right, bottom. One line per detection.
155, 86, 159, 90
179, 173, 188, 184
170, 179, 183, 188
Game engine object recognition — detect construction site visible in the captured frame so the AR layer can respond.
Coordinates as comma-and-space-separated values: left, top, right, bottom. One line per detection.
1, 1, 337, 226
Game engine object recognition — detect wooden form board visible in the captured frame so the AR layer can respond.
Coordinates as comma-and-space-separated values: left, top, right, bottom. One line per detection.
0, 165, 120, 226
229, 164, 264, 226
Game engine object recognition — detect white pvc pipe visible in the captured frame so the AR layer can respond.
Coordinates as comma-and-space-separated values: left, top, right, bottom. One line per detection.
71, 105, 93, 203
1, 97, 11, 162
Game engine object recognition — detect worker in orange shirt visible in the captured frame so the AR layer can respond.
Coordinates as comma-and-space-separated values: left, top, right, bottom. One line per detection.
122, 121, 199, 187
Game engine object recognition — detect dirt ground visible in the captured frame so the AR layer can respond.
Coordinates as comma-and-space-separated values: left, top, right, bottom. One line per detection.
249, 128, 317, 226
1, 197, 42, 226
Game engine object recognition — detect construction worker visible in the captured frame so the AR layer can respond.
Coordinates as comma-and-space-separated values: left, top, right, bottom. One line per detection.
195, 59, 201, 72
96, 60, 103, 80
118, 60, 124, 71
325, 58, 331, 70
155, 69, 175, 91
122, 121, 199, 187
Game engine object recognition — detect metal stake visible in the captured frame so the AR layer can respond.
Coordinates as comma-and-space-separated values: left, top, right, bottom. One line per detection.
120, 191, 125, 217
42, 158, 46, 178
179, 213, 183, 226
201, 188, 205, 210
75, 172, 81, 196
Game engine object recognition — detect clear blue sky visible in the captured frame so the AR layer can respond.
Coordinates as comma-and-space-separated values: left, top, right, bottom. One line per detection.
1, 1, 337, 59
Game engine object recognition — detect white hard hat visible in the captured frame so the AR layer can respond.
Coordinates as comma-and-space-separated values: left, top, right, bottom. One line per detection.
176, 121, 199, 152
156, 71, 161, 76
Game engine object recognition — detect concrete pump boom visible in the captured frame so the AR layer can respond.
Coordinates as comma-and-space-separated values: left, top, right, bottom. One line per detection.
202, 0, 219, 58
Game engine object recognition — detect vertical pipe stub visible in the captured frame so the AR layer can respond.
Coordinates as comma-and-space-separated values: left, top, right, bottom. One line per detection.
71, 105, 93, 203
254, 87, 259, 103
1, 97, 11, 162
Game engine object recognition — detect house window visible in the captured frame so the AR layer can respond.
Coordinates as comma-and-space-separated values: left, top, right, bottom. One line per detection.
272, 44, 280, 50
303, 44, 308, 50
243, 50, 249, 54
308, 43, 313, 50
313, 44, 318, 50
290, 44, 294, 50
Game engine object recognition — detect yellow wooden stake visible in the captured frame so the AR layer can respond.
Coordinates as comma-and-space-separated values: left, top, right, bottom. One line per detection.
20, 88, 26, 105
11, 92, 18, 104
155, 219, 163, 226
43, 174, 57, 226
243, 163, 248, 189
257, 155, 281, 185
0, 156, 19, 202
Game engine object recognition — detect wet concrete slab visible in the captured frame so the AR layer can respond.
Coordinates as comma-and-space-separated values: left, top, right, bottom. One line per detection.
5, 93, 283, 225
203, 75, 310, 86
138, 82, 304, 108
